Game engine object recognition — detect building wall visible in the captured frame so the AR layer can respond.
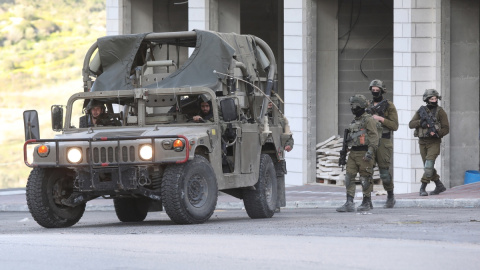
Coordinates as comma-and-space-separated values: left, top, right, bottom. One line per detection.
449, 0, 479, 187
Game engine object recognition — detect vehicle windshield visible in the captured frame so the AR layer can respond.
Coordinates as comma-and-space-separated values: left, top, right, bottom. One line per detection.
70, 92, 215, 129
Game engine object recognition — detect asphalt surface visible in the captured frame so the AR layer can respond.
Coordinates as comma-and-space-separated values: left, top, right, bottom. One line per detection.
1, 181, 479, 211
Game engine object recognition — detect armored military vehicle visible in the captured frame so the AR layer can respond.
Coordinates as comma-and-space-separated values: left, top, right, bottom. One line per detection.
23, 30, 293, 228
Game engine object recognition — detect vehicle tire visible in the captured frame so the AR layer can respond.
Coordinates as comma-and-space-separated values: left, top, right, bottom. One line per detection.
113, 197, 150, 222
161, 155, 218, 224
26, 168, 85, 228
243, 154, 278, 219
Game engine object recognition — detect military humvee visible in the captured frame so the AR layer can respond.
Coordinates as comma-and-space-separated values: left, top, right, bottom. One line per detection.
23, 30, 293, 228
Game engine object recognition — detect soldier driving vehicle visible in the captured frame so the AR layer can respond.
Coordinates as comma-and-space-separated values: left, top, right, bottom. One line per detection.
22, 30, 293, 228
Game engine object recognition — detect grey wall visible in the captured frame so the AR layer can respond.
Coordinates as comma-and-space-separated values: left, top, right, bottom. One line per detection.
449, 0, 479, 187
152, 1, 188, 32
337, 0, 393, 133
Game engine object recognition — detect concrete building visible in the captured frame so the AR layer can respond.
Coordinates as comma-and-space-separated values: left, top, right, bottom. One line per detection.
105, 0, 479, 194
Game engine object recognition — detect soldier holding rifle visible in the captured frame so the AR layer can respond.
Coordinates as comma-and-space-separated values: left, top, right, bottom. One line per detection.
366, 79, 399, 208
409, 89, 450, 196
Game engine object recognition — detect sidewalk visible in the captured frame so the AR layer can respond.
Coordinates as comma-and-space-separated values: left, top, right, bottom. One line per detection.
1, 182, 479, 211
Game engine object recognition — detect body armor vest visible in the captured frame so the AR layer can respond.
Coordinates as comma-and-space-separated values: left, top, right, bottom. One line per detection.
347, 114, 381, 147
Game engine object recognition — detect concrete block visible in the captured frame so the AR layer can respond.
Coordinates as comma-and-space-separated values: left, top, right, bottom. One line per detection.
411, 67, 434, 81
411, 9, 436, 23
396, 124, 410, 140
284, 22, 302, 36
411, 38, 434, 52
394, 52, 403, 67
415, 52, 435, 66
285, 171, 304, 186
284, 76, 303, 91
106, 20, 119, 33
394, 153, 410, 168
284, 89, 303, 104
414, 81, 433, 95
415, 1, 436, 9
189, 8, 205, 21
394, 23, 403, 38
403, 23, 413, 37
394, 66, 409, 81
284, 49, 302, 63
284, 104, 304, 118
189, 21, 207, 30
403, 53, 414, 66
284, 36, 303, 50
394, 95, 408, 110
394, 9, 410, 23
394, 37, 409, 53
107, 7, 119, 20
286, 158, 304, 173
284, 2, 302, 9
284, 9, 302, 22
415, 23, 434, 38
285, 63, 303, 77
286, 145, 303, 159
188, 0, 205, 8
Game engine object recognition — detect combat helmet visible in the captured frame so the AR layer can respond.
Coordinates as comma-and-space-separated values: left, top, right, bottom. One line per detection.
422, 89, 442, 102
85, 99, 106, 113
349, 94, 369, 109
369, 79, 386, 93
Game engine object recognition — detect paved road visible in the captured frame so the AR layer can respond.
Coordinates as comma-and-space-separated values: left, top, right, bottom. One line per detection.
1, 208, 479, 269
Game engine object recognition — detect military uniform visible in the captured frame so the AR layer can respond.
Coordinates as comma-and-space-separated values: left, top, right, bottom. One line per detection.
366, 79, 399, 208
337, 94, 379, 212
409, 89, 449, 196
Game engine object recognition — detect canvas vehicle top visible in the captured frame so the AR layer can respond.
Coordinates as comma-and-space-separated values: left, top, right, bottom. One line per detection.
23, 30, 293, 228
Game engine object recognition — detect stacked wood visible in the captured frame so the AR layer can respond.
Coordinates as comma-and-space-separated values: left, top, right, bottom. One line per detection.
316, 135, 380, 186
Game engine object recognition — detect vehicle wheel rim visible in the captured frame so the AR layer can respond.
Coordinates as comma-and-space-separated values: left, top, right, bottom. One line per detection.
187, 173, 208, 208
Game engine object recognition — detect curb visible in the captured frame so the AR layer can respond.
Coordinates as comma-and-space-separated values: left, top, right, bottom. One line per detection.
2, 199, 480, 212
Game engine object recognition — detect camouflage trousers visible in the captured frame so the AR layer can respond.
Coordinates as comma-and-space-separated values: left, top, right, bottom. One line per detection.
419, 140, 441, 183
375, 138, 394, 192
345, 150, 375, 198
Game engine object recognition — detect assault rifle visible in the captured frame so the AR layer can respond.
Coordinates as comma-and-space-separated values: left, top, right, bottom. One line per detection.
366, 99, 389, 117
338, 129, 350, 171
418, 106, 439, 138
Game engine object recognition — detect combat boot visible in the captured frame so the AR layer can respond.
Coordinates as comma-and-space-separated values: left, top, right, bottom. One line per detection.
336, 195, 355, 212
419, 182, 428, 196
384, 190, 396, 208
429, 179, 446, 195
356, 196, 372, 211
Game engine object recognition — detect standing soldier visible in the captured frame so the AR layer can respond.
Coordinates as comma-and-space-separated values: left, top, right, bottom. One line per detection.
409, 89, 449, 196
366, 79, 399, 208
337, 94, 379, 212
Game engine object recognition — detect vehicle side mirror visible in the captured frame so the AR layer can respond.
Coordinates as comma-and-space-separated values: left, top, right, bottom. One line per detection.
23, 110, 40, 141
51, 105, 64, 131
220, 98, 237, 122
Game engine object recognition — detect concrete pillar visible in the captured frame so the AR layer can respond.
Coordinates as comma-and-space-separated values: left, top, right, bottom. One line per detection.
284, 0, 314, 185
131, 0, 153, 33
106, 0, 123, 35
316, 0, 338, 143
189, 0, 210, 31
393, 0, 444, 193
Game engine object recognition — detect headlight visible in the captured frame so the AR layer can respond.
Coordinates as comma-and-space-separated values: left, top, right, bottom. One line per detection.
139, 144, 153, 160
67, 147, 82, 164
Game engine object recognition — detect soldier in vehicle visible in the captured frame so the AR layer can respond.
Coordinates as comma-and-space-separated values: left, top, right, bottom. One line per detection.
79, 99, 121, 128
409, 89, 449, 196
336, 94, 379, 212
192, 100, 214, 123
366, 79, 399, 208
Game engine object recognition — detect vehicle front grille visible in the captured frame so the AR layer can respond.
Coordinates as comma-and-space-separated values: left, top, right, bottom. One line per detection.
87, 146, 136, 164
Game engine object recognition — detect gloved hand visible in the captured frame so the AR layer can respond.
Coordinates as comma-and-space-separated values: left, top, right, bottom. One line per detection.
363, 151, 373, 161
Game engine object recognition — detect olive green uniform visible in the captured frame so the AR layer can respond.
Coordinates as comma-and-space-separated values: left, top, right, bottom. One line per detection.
367, 100, 399, 192
409, 106, 449, 183
345, 113, 379, 198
